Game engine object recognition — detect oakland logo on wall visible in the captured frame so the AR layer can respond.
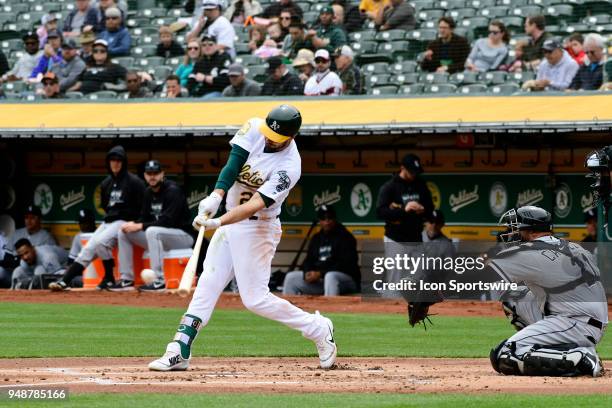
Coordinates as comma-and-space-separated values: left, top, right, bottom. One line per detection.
351, 183, 372, 217
554, 182, 572, 218
489, 182, 507, 217
33, 183, 53, 215
426, 181, 441, 210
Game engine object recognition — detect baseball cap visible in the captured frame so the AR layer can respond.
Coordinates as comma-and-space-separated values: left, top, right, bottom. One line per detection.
228, 63, 245, 76
93, 39, 109, 48
41, 13, 58, 26
201, 34, 217, 43
266, 56, 283, 73
46, 30, 61, 39
41, 72, 59, 84
79, 31, 96, 45
542, 39, 562, 52
314, 49, 330, 61
292, 49, 315, 67
317, 205, 337, 220
22, 31, 38, 42
202, 0, 220, 10
401, 153, 423, 174
319, 5, 334, 14
62, 38, 79, 50
144, 160, 163, 173
25, 205, 42, 217
333, 45, 353, 58
105, 7, 122, 18
77, 208, 96, 223
584, 208, 597, 222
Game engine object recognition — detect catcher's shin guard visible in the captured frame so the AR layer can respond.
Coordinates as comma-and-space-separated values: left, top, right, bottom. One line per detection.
523, 347, 603, 377
490, 340, 523, 375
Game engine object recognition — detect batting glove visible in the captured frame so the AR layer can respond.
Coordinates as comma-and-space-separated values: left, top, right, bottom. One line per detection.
200, 217, 221, 230
198, 192, 223, 218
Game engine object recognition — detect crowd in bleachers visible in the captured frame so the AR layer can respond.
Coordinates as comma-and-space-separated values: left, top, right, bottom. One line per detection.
0, 0, 610, 99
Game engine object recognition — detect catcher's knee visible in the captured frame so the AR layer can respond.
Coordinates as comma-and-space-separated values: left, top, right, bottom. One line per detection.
490, 339, 523, 375
501, 301, 529, 331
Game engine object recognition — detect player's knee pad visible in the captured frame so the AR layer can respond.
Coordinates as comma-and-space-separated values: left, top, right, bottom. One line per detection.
522, 346, 601, 377
490, 340, 523, 375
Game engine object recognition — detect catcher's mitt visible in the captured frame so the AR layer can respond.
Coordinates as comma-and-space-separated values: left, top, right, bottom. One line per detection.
407, 302, 434, 329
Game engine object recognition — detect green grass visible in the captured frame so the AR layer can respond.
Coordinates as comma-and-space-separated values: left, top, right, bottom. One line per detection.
1, 302, 611, 359
8, 393, 612, 408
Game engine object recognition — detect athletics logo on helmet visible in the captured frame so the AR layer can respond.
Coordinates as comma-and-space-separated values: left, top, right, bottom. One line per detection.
260, 104, 302, 143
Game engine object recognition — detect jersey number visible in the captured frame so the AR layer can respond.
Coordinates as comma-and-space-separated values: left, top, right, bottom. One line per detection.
240, 192, 253, 205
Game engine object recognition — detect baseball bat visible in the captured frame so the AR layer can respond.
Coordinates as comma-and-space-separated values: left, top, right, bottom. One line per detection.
178, 225, 206, 297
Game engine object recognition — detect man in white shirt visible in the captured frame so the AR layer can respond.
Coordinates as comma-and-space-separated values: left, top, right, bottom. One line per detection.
187, 0, 236, 58
0, 32, 43, 83
523, 39, 579, 91
304, 49, 343, 96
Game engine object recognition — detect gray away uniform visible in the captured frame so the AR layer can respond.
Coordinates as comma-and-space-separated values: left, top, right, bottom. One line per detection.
488, 235, 607, 376
12, 245, 64, 289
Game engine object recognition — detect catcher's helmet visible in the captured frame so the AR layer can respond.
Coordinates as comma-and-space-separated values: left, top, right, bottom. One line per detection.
499, 206, 552, 243
262, 104, 302, 142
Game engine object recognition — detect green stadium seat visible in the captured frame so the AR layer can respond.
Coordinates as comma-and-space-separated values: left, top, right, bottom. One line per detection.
235, 42, 251, 55
351, 40, 378, 54
296, 2, 311, 12
137, 56, 165, 68
2, 81, 26, 93
391, 60, 418, 73
417, 8, 445, 22
531, 0, 556, 6
480, 6, 508, 18
480, 71, 507, 85
377, 41, 414, 61
1, 38, 21, 52
597, 23, 612, 34
132, 27, 161, 37
413, 0, 436, 8
511, 5, 542, 17
61, 3, 76, 11
112, 56, 135, 68
349, 30, 377, 42
605, 60, 612, 79
366, 74, 392, 87
457, 83, 488, 94
2, 4, 29, 14
138, 35, 157, 47
363, 62, 390, 74
499, 16, 524, 32
564, 23, 590, 33
420, 72, 450, 83
424, 83, 457, 93
546, 5, 576, 25
448, 7, 477, 20
65, 91, 84, 99
489, 83, 520, 94
460, 16, 490, 30
375, 29, 406, 42
88, 91, 118, 100
497, 0, 528, 6
369, 85, 398, 95
133, 45, 158, 57
244, 64, 267, 81
508, 71, 535, 84
235, 54, 263, 66
303, 11, 319, 25
165, 57, 182, 69
136, 8, 168, 18
449, 71, 479, 85
152, 17, 175, 26
0, 12, 16, 26
152, 65, 173, 81
137, 0, 157, 9
408, 28, 437, 42
399, 84, 424, 94
126, 17, 151, 28
436, 0, 466, 10
167, 8, 190, 18
235, 30, 249, 42
583, 14, 611, 25
17, 11, 46, 25
582, 0, 612, 16
391, 72, 420, 84
3, 91, 21, 100
466, 0, 495, 8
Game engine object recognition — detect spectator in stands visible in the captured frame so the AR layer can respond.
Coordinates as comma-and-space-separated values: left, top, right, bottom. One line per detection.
569, 33, 606, 91
156, 26, 184, 58
50, 145, 146, 292
94, 0, 126, 32
30, 31, 63, 80
0, 32, 42, 83
248, 24, 267, 53
282, 21, 315, 59
176, 40, 200, 87
63, 0, 99, 38
163, 74, 184, 98
333, 45, 363, 94
283, 205, 359, 296
122, 71, 153, 99
267, 22, 285, 44
254, 25, 283, 59
360, 0, 389, 22
187, 35, 231, 98
224, 0, 263, 24
261, 55, 304, 95
261, 0, 303, 20
293, 48, 315, 85
37, 14, 59, 49
522, 15, 551, 69
332, 0, 364, 33
41, 72, 63, 99
304, 49, 343, 96
222, 63, 261, 96
332, 4, 344, 27
522, 39, 579, 91
421, 17, 470, 74
305, 6, 348, 53
0, 50, 8, 78
12, 239, 64, 290
500, 40, 526, 73
187, 0, 236, 58
279, 9, 294, 38
465, 20, 509, 72
69, 39, 127, 94
114, 160, 194, 292
565, 33, 586, 66
50, 38, 86, 92
9, 206, 58, 249
79, 31, 96, 62
68, 209, 97, 265
98, 7, 131, 57
374, 0, 416, 31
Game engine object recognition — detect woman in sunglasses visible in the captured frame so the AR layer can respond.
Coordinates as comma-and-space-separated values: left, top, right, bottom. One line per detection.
465, 20, 510, 72
176, 40, 201, 87
67, 39, 127, 94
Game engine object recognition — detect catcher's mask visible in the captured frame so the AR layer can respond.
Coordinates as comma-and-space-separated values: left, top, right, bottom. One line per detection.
585, 148, 611, 208
498, 206, 553, 244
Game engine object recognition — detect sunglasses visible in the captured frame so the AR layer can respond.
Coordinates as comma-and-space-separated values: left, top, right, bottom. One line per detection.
280, 16, 291, 20
93, 48, 107, 53
188, 46, 200, 50
314, 58, 328, 63
488, 30, 501, 35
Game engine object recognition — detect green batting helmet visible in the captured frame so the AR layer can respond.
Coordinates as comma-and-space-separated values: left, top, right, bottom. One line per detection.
260, 104, 302, 142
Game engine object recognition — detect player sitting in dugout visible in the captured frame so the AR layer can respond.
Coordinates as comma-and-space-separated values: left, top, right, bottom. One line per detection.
283, 205, 360, 296
488, 206, 606, 377
50, 145, 146, 291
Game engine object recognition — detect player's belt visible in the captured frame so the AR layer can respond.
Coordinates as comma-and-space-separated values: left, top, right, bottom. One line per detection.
248, 215, 280, 221
587, 318, 603, 330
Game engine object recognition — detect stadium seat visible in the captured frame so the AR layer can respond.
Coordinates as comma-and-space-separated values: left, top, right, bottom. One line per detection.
583, 14, 610, 25
152, 65, 173, 81
605, 60, 612, 79
511, 5, 542, 17
137, 56, 165, 68
244, 64, 267, 81
448, 7, 477, 20
564, 23, 590, 33
489, 83, 520, 94
480, 6, 508, 18
436, 0, 466, 10
369, 85, 398, 95
391, 72, 420, 84
408, 28, 437, 42
113, 57, 135, 69
65, 91, 84, 99
363, 62, 390, 75
132, 27, 161, 37
460, 16, 490, 38
133, 45, 158, 57
423, 83, 457, 93
420, 72, 450, 83
351, 40, 378, 55
2, 81, 26, 93
126, 17, 151, 28
303, 11, 319, 25
449, 71, 479, 85
2, 4, 29, 14
499, 16, 524, 32
152, 17, 174, 26
377, 41, 413, 61
1, 38, 21, 52
412, 0, 436, 9
497, 0, 527, 6
508, 71, 535, 84
0, 12, 16, 26
366, 74, 392, 87
349, 30, 377, 42
165, 57, 182, 68
531, 0, 555, 6
480, 71, 507, 85
235, 54, 263, 66
417, 8, 445, 22
582, 0, 612, 16
3, 91, 21, 100
235, 42, 251, 55
375, 29, 406, 42
136, 8, 167, 18
88, 91, 118, 100
235, 30, 249, 42
399, 84, 424, 94
466, 0, 495, 8
458, 84, 488, 94
391, 60, 418, 73
167, 8, 189, 18
546, 5, 576, 25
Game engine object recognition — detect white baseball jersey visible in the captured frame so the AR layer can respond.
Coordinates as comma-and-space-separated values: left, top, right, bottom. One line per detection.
226, 117, 301, 218
304, 70, 343, 96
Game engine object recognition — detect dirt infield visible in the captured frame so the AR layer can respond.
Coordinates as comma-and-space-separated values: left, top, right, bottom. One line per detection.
1, 356, 610, 395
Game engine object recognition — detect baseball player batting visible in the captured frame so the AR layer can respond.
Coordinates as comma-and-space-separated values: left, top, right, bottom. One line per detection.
149, 104, 337, 371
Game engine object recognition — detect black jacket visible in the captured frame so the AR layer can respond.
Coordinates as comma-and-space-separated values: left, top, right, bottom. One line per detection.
156, 41, 185, 58
261, 71, 304, 96
261, 0, 303, 18
302, 223, 360, 287
376, 175, 434, 242
187, 51, 231, 96
421, 33, 470, 74
139, 179, 192, 233
569, 62, 604, 91
100, 146, 146, 223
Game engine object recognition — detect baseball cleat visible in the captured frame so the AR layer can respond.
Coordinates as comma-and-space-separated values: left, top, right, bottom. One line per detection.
108, 279, 135, 292
96, 278, 115, 291
49, 281, 70, 292
314, 311, 337, 369
139, 281, 166, 293
148, 341, 190, 371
